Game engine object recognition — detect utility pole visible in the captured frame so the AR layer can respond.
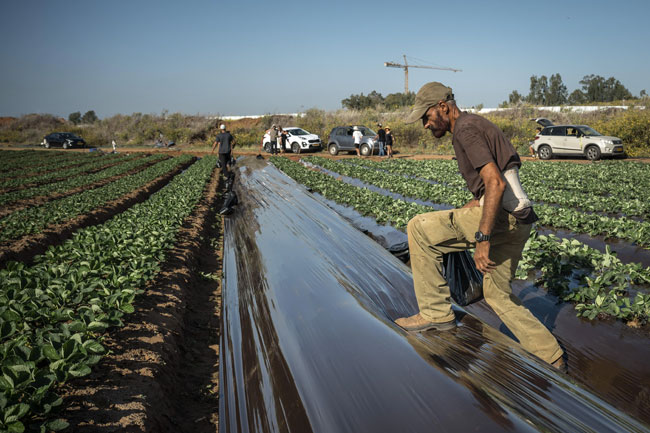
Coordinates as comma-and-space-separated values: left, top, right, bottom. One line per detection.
384, 55, 461, 94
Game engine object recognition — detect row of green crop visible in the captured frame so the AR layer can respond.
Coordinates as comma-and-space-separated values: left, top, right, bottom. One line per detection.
0, 153, 136, 190
346, 158, 650, 216
270, 156, 650, 325
0, 155, 193, 243
0, 155, 218, 432
518, 235, 650, 322
0, 154, 168, 207
306, 156, 650, 247
0, 151, 73, 173
353, 157, 650, 200
520, 160, 650, 199
0, 152, 102, 179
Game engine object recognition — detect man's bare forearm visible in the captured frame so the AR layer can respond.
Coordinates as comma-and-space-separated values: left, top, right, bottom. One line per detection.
479, 185, 502, 235
478, 163, 506, 235
462, 199, 480, 208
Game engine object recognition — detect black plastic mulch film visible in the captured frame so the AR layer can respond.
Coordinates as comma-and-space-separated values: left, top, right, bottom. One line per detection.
218, 156, 647, 433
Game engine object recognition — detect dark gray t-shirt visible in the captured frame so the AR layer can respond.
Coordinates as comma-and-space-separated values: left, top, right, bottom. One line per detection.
216, 132, 234, 154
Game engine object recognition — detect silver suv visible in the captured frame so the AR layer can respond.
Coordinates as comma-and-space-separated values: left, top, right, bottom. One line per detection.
327, 126, 377, 156
531, 118, 625, 161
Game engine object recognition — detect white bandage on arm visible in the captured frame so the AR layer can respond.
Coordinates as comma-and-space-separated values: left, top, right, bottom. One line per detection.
479, 167, 531, 212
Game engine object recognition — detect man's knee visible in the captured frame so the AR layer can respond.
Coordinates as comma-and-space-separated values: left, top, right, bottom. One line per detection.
482, 275, 520, 311
407, 214, 429, 239
406, 216, 419, 236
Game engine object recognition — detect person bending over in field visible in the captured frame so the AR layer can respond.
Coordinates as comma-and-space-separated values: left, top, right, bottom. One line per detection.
394, 82, 566, 372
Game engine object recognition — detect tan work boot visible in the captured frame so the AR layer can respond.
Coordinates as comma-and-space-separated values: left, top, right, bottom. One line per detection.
395, 313, 456, 332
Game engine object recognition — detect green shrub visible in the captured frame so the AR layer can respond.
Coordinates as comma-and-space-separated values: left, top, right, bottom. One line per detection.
591, 109, 650, 156
2, 107, 649, 156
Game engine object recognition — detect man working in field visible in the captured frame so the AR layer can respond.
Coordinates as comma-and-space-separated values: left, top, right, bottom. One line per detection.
212, 124, 235, 175
394, 82, 565, 371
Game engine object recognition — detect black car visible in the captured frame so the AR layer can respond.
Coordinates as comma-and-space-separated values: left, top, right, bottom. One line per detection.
42, 132, 87, 149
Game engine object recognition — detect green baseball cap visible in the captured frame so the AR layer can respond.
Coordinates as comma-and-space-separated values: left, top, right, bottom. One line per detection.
405, 82, 454, 123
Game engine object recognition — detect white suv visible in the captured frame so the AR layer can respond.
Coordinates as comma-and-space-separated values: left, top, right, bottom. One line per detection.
262, 127, 321, 154
531, 118, 625, 161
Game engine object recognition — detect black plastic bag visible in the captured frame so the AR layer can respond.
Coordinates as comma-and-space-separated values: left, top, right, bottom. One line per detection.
388, 241, 410, 263
442, 250, 483, 306
224, 172, 235, 191
219, 191, 238, 215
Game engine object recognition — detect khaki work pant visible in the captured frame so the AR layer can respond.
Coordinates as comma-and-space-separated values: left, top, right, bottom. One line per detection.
407, 206, 563, 364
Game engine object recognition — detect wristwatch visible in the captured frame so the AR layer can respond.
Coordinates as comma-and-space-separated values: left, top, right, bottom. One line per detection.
475, 231, 491, 243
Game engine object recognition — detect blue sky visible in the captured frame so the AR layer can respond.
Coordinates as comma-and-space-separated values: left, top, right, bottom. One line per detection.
1, 0, 648, 118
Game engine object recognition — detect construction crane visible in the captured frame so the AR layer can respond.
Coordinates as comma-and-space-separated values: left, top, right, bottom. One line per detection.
384, 55, 461, 94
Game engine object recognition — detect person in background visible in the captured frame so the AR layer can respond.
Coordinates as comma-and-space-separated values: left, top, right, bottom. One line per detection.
212, 124, 236, 175
394, 81, 565, 372
269, 125, 278, 155
374, 123, 386, 157
352, 126, 363, 157
280, 128, 288, 153
276, 126, 284, 154
385, 127, 394, 158
529, 127, 542, 158
111, 139, 117, 153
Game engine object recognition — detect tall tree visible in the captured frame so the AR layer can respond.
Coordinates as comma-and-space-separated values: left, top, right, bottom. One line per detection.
384, 92, 415, 109
568, 89, 586, 105
605, 77, 633, 101
547, 73, 568, 105
508, 90, 523, 105
68, 111, 81, 125
579, 74, 605, 102
366, 90, 384, 108
341, 91, 388, 110
578, 75, 633, 102
81, 110, 98, 124
526, 75, 549, 104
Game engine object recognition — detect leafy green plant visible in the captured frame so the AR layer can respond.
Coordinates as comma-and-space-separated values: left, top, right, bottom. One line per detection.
0, 155, 193, 242
271, 157, 650, 327
0, 154, 167, 208
313, 157, 650, 247
0, 155, 218, 431
0, 153, 133, 190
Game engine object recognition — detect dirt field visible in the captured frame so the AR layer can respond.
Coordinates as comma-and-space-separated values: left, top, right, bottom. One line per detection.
2, 147, 649, 431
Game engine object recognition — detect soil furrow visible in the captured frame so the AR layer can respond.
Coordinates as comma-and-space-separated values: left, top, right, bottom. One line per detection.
57, 167, 223, 432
